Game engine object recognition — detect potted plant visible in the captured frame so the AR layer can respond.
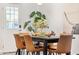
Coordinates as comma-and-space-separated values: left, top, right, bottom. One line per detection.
23, 11, 49, 34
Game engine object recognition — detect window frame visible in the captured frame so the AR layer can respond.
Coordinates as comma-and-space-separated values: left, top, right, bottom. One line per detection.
5, 7, 19, 29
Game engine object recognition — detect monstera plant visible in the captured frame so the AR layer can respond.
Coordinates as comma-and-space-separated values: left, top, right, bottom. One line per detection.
23, 11, 48, 32
30, 11, 46, 23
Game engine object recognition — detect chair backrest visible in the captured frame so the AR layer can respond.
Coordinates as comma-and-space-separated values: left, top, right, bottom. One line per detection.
24, 35, 35, 52
14, 34, 25, 49
20, 32, 29, 35
56, 34, 72, 53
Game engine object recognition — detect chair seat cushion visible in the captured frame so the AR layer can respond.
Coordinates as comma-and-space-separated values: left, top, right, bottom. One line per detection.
48, 43, 57, 50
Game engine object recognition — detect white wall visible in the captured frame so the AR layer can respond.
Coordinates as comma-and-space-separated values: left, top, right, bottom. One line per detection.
0, 3, 64, 52
0, 3, 21, 52
41, 3, 64, 34
20, 3, 64, 34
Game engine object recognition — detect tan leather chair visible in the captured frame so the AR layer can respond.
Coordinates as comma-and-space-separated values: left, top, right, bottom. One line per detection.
24, 35, 43, 55
14, 34, 26, 55
48, 34, 72, 55
20, 32, 29, 35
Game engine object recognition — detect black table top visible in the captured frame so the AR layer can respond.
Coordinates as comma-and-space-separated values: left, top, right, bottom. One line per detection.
32, 35, 59, 43
32, 35, 59, 40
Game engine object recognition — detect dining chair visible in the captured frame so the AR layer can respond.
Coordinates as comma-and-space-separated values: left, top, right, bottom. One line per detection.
48, 34, 72, 55
14, 34, 26, 55
48, 32, 68, 52
24, 35, 44, 55
20, 32, 29, 35
19, 32, 43, 49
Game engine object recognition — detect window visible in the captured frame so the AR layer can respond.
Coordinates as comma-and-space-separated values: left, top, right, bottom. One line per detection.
6, 7, 19, 29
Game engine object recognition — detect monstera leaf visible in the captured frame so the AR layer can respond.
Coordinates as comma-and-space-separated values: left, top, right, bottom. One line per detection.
30, 11, 36, 18
28, 26, 35, 32
23, 21, 31, 29
36, 11, 41, 18
34, 17, 41, 23
30, 11, 46, 20
42, 14, 46, 19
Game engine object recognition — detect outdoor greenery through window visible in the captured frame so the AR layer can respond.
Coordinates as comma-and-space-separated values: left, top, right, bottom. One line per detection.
6, 7, 18, 29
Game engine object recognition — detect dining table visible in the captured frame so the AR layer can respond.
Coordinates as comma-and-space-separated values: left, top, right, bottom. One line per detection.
32, 35, 59, 55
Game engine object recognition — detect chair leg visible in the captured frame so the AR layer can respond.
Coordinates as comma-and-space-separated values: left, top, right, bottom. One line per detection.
17, 49, 21, 55
26, 51, 40, 55
32, 52, 35, 55
49, 52, 51, 55
53, 53, 54, 55
36, 51, 40, 55
58, 53, 61, 55
26, 51, 29, 55
66, 52, 71, 55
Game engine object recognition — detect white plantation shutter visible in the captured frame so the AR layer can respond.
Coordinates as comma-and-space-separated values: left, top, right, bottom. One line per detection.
6, 7, 19, 29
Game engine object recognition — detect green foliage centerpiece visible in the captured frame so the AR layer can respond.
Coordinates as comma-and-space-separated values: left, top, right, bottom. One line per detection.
23, 11, 48, 36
